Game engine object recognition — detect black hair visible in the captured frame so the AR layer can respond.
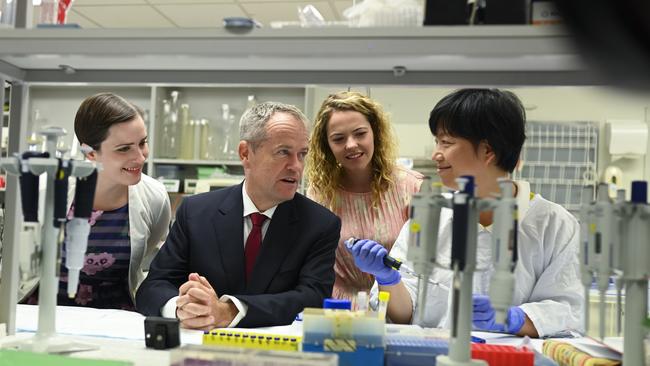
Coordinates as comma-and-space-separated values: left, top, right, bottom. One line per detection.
74, 92, 144, 151
428, 88, 526, 173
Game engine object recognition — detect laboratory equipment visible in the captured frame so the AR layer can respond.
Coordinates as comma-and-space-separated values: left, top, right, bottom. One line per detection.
377, 291, 390, 319
179, 104, 194, 160
144, 317, 180, 350
65, 170, 98, 297
385, 336, 449, 366
354, 291, 369, 312
470, 343, 533, 366
16, 151, 48, 285
158, 99, 172, 158
220, 104, 238, 159
437, 175, 485, 366
0, 126, 96, 352
384, 335, 534, 366
38, 0, 58, 25
302, 306, 385, 365
159, 92, 181, 159
199, 118, 215, 160
486, 179, 518, 325
579, 180, 650, 365
578, 185, 595, 335
202, 330, 301, 352
404, 176, 520, 366
406, 177, 449, 325
171, 344, 337, 366
344, 237, 402, 270
594, 183, 616, 340
0, 0, 16, 27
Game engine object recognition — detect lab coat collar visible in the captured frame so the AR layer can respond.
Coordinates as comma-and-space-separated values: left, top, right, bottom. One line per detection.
479, 180, 532, 232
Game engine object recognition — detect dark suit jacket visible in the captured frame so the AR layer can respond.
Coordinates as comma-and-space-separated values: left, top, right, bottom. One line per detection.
136, 183, 340, 327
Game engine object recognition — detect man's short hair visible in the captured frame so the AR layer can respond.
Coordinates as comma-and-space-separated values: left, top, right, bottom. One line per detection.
239, 102, 309, 149
428, 88, 526, 173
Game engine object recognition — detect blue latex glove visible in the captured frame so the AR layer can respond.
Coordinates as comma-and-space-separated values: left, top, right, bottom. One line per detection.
347, 239, 401, 286
472, 294, 526, 334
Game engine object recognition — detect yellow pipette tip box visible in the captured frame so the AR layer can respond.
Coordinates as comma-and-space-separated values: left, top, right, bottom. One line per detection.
202, 330, 302, 352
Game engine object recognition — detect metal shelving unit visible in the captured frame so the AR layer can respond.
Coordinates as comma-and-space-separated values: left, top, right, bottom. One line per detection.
0, 26, 603, 86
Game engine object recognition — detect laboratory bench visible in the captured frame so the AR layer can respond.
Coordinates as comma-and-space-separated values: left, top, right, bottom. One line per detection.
0, 304, 630, 366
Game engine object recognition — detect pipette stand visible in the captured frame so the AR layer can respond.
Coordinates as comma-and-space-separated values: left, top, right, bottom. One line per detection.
617, 182, 649, 366
437, 176, 487, 366
0, 127, 96, 353
406, 177, 518, 366
580, 181, 650, 365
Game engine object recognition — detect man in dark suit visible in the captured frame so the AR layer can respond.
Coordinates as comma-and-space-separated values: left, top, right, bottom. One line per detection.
136, 102, 341, 329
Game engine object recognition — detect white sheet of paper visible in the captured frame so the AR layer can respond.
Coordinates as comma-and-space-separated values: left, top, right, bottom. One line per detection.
16, 304, 203, 344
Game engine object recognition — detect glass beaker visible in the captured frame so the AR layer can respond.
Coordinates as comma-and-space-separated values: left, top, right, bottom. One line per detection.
39, 0, 59, 25
0, 0, 16, 28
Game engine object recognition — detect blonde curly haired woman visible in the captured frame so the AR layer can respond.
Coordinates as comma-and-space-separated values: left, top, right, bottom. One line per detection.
306, 91, 423, 300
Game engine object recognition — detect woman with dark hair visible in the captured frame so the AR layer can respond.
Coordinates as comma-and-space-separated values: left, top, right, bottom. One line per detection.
306, 91, 422, 300
348, 89, 583, 338
22, 92, 171, 310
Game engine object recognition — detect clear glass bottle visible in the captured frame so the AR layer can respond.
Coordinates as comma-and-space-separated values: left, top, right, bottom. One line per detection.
38, 0, 59, 25
167, 91, 180, 158
199, 118, 215, 160
0, 0, 16, 27
29, 109, 47, 152
221, 104, 238, 160
158, 99, 171, 158
180, 106, 194, 160
193, 119, 202, 160
246, 94, 257, 110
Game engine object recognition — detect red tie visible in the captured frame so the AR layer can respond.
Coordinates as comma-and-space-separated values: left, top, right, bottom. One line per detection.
244, 212, 267, 280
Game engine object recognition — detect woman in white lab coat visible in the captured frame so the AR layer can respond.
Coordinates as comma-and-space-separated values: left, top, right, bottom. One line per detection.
348, 88, 583, 338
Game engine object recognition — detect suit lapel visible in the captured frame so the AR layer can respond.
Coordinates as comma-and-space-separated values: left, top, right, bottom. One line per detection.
247, 198, 299, 293
214, 184, 246, 294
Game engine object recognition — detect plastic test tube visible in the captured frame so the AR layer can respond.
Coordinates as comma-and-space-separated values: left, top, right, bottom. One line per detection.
355, 291, 368, 312
377, 291, 390, 319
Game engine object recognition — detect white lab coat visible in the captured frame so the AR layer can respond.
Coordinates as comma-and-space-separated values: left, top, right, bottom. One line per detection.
383, 181, 584, 337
